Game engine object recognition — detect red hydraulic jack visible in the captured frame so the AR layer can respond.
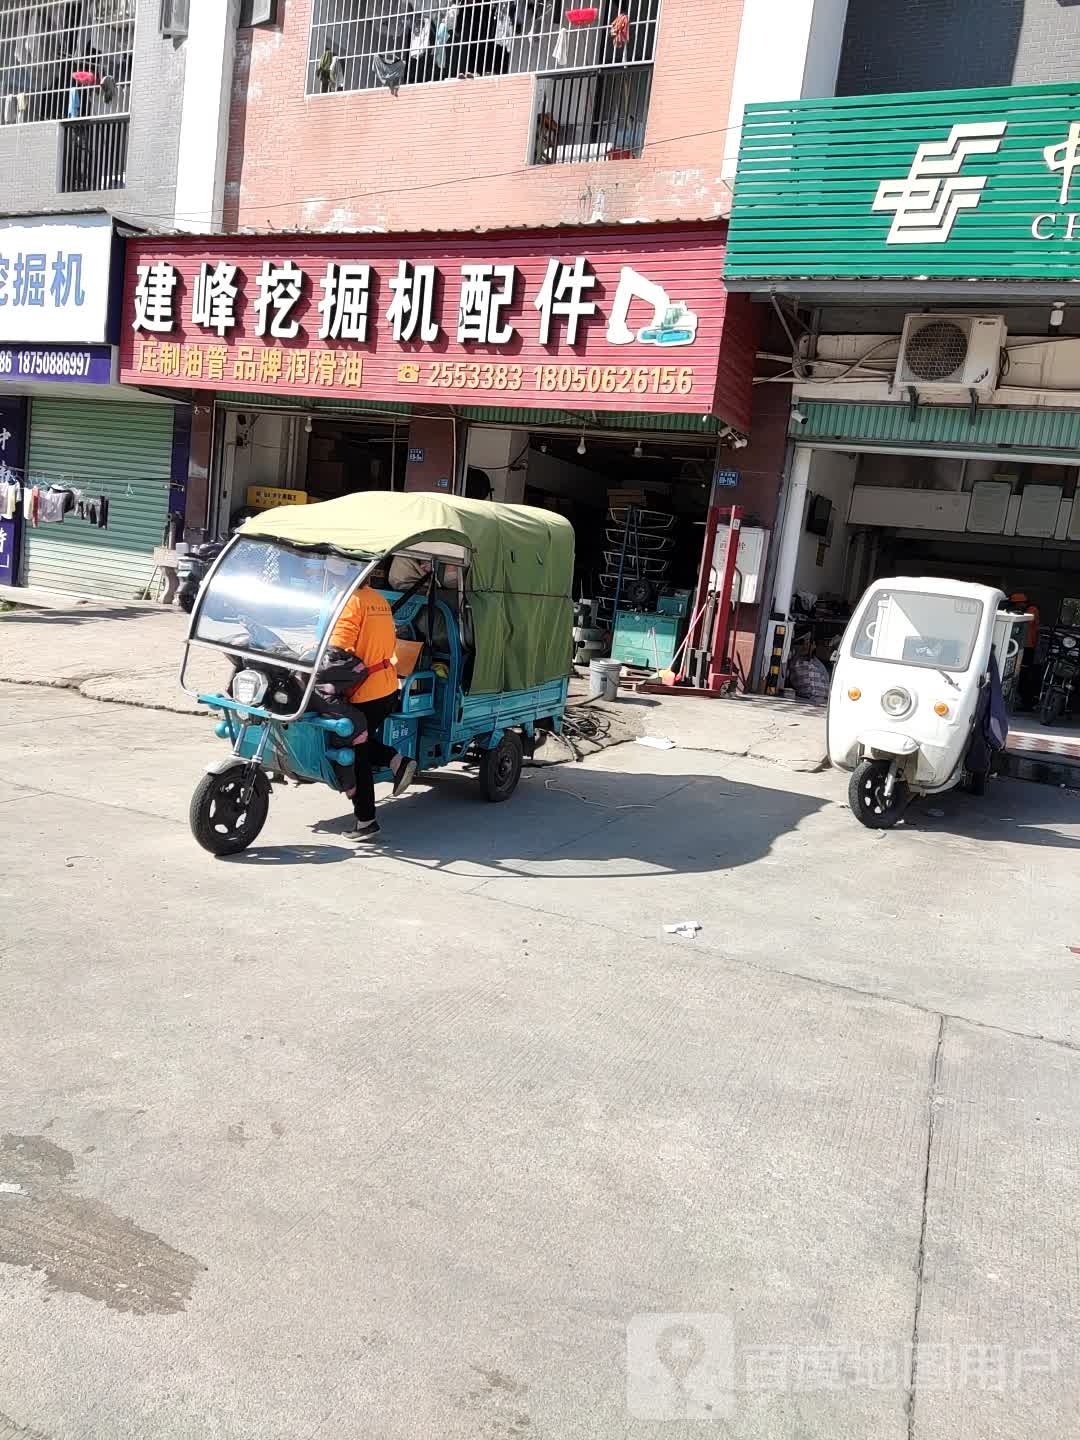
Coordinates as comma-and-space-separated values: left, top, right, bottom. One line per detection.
640, 497, 744, 698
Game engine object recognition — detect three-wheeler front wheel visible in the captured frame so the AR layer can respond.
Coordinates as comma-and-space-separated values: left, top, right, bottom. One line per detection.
190, 767, 271, 855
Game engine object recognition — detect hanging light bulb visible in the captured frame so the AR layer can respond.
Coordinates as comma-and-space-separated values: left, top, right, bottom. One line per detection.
633, 440, 644, 459
577, 432, 587, 456
304, 415, 313, 434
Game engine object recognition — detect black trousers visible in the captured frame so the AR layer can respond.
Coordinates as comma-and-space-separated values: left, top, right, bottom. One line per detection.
311, 692, 398, 821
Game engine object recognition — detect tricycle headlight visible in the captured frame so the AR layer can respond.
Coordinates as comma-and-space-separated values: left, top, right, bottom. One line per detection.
232, 668, 268, 706
881, 686, 914, 719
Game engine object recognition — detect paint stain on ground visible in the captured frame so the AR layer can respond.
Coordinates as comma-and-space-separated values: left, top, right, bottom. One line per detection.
0, 1134, 200, 1315
462, 1366, 532, 1436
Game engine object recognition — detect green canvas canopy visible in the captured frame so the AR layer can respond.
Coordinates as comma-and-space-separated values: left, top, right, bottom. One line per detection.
241, 492, 575, 695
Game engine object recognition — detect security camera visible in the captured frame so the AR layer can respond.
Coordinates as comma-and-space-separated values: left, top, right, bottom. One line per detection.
790, 408, 808, 425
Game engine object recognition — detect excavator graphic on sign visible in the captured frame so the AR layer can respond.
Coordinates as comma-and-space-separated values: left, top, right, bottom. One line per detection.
605, 266, 699, 348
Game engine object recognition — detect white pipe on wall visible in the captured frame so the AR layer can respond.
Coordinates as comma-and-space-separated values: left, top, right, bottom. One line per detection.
771, 444, 813, 616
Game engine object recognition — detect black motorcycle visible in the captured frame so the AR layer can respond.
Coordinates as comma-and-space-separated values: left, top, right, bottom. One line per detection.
177, 509, 261, 613
176, 539, 226, 613
1039, 628, 1080, 726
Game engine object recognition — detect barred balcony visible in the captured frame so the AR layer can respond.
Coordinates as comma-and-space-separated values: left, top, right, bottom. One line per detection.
532, 64, 652, 167
59, 115, 129, 194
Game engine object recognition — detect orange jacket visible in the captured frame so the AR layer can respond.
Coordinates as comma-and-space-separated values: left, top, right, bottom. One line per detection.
330, 586, 399, 705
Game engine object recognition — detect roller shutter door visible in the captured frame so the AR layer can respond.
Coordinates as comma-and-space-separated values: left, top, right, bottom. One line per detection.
24, 399, 174, 599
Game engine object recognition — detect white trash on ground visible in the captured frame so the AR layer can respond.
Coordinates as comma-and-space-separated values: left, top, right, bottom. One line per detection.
664, 921, 702, 939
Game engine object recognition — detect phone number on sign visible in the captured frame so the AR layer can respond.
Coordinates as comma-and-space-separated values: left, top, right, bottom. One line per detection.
0, 349, 93, 378
418, 361, 696, 396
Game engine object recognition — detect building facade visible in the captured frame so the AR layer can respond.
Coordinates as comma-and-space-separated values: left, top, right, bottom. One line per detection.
725, 77, 1080, 696
159, 0, 847, 672
0, 1, 247, 596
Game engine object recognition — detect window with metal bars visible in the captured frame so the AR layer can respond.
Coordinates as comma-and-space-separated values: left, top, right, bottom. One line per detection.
0, 0, 136, 126
306, 0, 660, 97
532, 61, 650, 165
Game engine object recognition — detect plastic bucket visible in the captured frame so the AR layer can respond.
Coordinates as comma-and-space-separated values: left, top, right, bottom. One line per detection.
589, 658, 622, 701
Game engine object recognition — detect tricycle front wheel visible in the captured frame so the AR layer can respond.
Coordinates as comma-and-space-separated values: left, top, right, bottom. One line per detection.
479, 733, 523, 803
848, 758, 909, 830
190, 767, 271, 855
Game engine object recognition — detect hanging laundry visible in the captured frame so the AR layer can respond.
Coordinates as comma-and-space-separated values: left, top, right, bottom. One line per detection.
551, 23, 569, 64
494, 1, 515, 50
410, 15, 432, 58
434, 3, 460, 70
38, 488, 75, 525
316, 46, 345, 92
72, 70, 99, 86
0, 481, 19, 520
373, 54, 406, 94
565, 7, 599, 24
75, 494, 109, 528
610, 12, 630, 47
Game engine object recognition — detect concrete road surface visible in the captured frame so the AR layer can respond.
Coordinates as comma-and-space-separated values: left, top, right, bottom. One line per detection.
0, 682, 1078, 1439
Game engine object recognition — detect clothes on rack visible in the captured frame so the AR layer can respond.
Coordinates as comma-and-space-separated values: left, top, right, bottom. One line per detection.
4, 479, 111, 529
37, 487, 75, 525
75, 494, 110, 529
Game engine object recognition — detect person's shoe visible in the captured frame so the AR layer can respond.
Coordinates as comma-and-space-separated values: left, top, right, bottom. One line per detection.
390, 755, 418, 797
346, 818, 381, 839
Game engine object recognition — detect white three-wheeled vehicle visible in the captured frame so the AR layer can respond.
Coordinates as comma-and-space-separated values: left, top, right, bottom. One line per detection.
829, 578, 1017, 828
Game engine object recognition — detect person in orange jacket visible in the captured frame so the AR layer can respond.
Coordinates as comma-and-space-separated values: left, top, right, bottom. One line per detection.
1009, 591, 1042, 710
313, 574, 417, 838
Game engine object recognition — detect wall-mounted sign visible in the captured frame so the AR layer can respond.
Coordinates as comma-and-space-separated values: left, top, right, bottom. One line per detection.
714, 468, 740, 488
727, 81, 1080, 281
0, 343, 113, 385
247, 486, 308, 510
0, 397, 27, 586
118, 227, 753, 429
407, 447, 425, 463
0, 214, 114, 344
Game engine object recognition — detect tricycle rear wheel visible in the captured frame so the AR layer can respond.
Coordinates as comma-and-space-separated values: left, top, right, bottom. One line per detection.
479, 733, 523, 803
190, 767, 271, 855
848, 758, 909, 830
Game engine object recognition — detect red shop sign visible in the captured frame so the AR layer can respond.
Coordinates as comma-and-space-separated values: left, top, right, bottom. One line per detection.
118, 225, 753, 430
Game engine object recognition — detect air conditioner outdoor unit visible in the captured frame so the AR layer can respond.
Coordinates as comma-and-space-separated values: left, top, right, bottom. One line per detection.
894, 314, 1006, 400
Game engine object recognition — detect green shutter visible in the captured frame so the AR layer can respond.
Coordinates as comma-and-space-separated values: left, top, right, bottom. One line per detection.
25, 400, 175, 599
790, 400, 1080, 458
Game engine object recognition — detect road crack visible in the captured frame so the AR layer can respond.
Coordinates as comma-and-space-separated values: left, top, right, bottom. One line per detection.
906, 1013, 946, 1440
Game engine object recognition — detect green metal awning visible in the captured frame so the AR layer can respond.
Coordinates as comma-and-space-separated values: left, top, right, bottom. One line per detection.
791, 400, 1080, 459
216, 392, 722, 436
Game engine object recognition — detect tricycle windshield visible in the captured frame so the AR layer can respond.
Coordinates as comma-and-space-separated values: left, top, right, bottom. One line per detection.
850, 588, 984, 672
193, 538, 371, 663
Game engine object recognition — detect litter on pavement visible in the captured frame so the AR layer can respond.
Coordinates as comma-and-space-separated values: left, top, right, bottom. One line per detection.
664, 920, 702, 938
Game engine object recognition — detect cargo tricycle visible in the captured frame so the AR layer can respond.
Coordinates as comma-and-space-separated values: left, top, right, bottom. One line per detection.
180, 492, 574, 854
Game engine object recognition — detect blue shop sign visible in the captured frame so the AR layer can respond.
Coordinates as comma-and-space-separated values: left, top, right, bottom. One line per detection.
0, 397, 27, 586
0, 343, 113, 385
